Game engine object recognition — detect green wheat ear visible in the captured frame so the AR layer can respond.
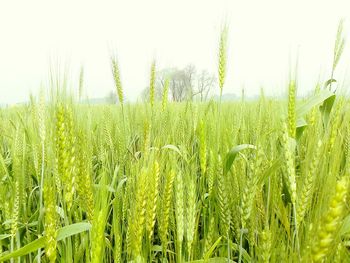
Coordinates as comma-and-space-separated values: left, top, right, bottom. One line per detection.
218, 25, 228, 96
287, 79, 296, 138
333, 19, 346, 72
110, 55, 124, 105
44, 182, 57, 263
330, 19, 346, 91
311, 177, 348, 262
162, 77, 170, 111
149, 60, 156, 109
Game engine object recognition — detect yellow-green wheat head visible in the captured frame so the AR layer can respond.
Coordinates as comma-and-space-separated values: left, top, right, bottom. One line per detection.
111, 55, 124, 105
218, 25, 228, 95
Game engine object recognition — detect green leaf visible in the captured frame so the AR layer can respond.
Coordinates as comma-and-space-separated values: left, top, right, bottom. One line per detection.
228, 240, 251, 262
162, 144, 189, 163
0, 234, 11, 241
257, 158, 282, 186
203, 236, 222, 260
323, 79, 337, 89
224, 144, 256, 174
162, 144, 183, 157
296, 89, 335, 118
151, 245, 176, 254
296, 118, 307, 140
57, 222, 91, 241
0, 222, 91, 261
320, 94, 336, 126
0, 237, 45, 261
116, 177, 128, 193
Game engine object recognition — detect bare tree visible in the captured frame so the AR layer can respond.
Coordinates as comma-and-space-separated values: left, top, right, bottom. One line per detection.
157, 68, 173, 87
156, 67, 193, 102
142, 64, 216, 102
168, 65, 197, 102
183, 64, 196, 100
196, 70, 216, 101
184, 64, 196, 89
171, 70, 188, 101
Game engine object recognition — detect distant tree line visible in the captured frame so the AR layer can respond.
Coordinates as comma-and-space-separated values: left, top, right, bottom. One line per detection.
105, 64, 216, 103
141, 64, 216, 102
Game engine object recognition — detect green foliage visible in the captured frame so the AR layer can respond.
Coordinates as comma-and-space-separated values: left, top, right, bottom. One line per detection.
0, 20, 349, 263
1, 91, 349, 262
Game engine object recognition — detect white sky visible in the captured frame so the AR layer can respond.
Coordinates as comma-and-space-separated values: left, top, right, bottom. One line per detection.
0, 0, 349, 104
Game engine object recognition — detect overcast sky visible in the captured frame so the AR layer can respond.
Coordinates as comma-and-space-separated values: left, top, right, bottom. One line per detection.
0, 0, 349, 104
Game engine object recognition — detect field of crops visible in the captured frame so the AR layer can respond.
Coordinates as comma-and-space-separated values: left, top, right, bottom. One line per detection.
1, 25, 350, 263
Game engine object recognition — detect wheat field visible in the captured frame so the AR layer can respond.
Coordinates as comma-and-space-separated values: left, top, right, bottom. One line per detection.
0, 24, 350, 263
